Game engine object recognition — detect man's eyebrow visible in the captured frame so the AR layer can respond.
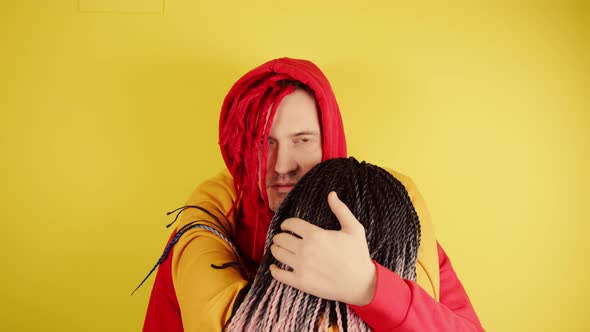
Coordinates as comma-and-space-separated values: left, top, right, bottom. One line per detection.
292, 131, 320, 137
267, 131, 320, 140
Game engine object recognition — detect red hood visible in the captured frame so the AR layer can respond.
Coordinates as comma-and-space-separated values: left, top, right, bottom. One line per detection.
219, 57, 347, 264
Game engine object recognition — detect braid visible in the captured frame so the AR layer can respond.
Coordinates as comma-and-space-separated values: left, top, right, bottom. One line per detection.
226, 157, 422, 331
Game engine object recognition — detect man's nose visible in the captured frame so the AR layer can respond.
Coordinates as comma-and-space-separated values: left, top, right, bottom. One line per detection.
272, 144, 297, 175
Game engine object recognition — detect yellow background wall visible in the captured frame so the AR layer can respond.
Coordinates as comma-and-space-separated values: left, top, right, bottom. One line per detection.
1, 1, 588, 331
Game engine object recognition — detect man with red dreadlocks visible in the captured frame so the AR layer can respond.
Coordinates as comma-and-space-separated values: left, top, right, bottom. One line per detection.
142, 58, 485, 331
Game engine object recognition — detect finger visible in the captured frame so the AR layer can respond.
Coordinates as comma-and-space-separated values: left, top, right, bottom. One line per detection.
272, 232, 301, 254
270, 244, 297, 269
280, 217, 321, 238
327, 191, 362, 232
269, 264, 298, 288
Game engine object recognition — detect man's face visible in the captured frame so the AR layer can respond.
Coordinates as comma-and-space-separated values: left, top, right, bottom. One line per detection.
265, 89, 323, 212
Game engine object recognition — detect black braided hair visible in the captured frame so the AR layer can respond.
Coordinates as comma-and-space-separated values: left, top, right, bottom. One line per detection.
227, 157, 421, 331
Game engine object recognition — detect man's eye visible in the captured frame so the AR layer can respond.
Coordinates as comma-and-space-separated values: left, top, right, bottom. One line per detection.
294, 137, 310, 144
260, 139, 274, 145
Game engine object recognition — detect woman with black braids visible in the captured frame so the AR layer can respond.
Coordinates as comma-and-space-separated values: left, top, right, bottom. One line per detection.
142, 58, 484, 332
227, 157, 421, 331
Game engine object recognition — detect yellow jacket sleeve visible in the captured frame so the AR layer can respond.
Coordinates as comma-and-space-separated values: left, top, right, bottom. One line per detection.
387, 168, 440, 300
171, 170, 248, 332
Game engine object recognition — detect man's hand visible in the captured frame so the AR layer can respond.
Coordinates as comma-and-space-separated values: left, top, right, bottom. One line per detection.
269, 191, 377, 306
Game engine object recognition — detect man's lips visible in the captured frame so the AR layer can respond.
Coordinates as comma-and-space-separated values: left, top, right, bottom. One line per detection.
269, 183, 296, 193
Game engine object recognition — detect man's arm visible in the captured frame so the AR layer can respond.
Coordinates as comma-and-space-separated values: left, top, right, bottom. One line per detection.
172, 228, 248, 331
269, 169, 484, 331
172, 171, 247, 332
349, 242, 485, 331
144, 171, 248, 332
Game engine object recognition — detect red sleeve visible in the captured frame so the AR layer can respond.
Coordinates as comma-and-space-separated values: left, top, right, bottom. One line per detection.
142, 233, 184, 332
348, 242, 485, 332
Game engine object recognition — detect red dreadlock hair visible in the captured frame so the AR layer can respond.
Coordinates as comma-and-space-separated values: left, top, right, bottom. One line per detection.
219, 58, 347, 264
